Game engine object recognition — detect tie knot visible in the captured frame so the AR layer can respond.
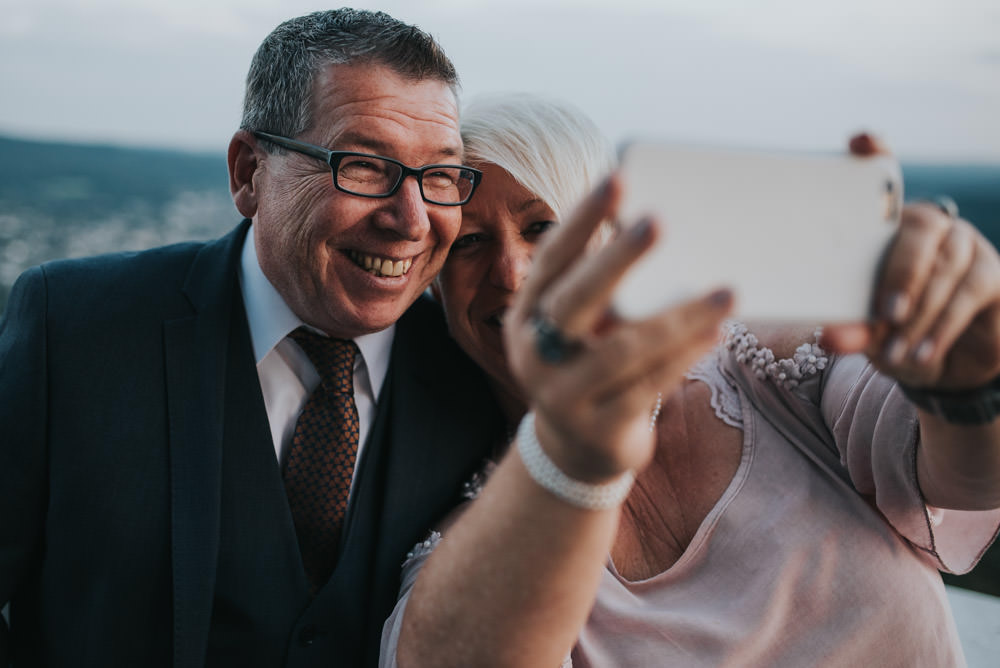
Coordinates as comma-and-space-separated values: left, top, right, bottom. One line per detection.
289, 327, 358, 395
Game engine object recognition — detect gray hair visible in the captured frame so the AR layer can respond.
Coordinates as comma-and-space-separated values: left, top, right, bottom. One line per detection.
241, 8, 459, 142
460, 94, 615, 222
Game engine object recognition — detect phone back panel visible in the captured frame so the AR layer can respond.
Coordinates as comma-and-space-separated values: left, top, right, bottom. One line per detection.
615, 142, 902, 322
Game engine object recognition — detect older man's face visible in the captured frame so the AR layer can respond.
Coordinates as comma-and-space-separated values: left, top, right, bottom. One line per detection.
253, 63, 463, 338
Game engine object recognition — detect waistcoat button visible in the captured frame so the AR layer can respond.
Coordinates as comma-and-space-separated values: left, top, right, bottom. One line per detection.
299, 624, 320, 646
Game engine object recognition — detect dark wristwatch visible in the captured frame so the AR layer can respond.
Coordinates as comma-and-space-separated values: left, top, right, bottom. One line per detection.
900, 377, 1000, 425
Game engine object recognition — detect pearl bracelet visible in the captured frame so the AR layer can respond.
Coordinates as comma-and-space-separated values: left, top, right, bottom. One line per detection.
516, 411, 635, 510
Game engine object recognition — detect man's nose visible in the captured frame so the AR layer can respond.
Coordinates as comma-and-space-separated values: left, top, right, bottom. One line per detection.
378, 175, 432, 240
489, 243, 531, 292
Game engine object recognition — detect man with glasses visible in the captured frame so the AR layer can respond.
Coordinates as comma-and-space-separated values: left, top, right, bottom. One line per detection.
0, 9, 500, 667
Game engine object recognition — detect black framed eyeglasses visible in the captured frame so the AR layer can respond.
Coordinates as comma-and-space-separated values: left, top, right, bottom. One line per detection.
253, 130, 481, 206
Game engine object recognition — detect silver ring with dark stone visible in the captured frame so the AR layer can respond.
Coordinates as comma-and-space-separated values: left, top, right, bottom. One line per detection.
531, 313, 582, 364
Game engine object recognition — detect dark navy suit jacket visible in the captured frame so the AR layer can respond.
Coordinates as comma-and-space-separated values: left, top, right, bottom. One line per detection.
0, 220, 501, 667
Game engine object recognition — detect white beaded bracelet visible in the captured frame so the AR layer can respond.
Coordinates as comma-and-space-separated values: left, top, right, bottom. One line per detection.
516, 411, 634, 511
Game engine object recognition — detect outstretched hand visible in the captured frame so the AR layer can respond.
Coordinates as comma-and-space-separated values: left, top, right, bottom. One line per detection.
822, 135, 1000, 391
503, 174, 734, 483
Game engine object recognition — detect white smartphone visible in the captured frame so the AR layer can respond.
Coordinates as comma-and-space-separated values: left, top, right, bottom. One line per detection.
613, 141, 903, 323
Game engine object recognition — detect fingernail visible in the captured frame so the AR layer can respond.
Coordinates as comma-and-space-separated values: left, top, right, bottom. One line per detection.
628, 216, 655, 243
885, 337, 907, 365
883, 293, 909, 324
914, 338, 935, 364
707, 288, 734, 309
850, 133, 873, 154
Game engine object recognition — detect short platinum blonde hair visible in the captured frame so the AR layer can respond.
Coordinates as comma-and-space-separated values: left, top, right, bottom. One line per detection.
460, 94, 615, 221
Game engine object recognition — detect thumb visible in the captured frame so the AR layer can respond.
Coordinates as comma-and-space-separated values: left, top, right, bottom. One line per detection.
820, 322, 872, 354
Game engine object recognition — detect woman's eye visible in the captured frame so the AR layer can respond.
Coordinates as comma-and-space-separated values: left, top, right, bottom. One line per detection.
452, 233, 487, 250
525, 220, 557, 238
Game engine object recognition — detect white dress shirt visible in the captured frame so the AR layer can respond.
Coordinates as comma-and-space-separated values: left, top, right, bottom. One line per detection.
238, 228, 394, 478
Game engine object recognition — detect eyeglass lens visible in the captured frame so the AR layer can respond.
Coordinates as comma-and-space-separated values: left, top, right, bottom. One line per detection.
335, 155, 474, 204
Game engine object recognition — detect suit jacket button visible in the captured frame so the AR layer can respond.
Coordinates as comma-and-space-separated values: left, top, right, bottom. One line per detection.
299, 624, 320, 646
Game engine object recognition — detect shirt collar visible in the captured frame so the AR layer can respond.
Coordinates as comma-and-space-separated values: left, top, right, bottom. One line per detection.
238, 227, 395, 399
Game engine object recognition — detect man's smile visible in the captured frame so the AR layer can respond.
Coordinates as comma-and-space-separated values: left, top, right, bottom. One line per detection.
346, 250, 415, 278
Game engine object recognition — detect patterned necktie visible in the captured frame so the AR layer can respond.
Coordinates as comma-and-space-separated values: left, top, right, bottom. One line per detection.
284, 326, 360, 593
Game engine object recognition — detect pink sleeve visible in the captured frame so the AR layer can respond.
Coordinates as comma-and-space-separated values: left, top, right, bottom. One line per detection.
821, 354, 1000, 574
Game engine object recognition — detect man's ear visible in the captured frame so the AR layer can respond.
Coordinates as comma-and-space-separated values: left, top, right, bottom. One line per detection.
229, 130, 261, 218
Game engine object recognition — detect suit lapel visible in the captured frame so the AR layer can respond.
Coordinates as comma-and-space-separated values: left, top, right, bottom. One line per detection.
164, 221, 249, 668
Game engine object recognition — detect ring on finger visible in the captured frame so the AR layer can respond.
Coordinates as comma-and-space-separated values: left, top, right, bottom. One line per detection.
930, 195, 959, 220
531, 312, 583, 364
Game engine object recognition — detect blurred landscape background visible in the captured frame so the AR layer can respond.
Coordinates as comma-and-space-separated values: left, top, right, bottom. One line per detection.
0, 133, 998, 598
2, 133, 999, 311
0, 135, 234, 305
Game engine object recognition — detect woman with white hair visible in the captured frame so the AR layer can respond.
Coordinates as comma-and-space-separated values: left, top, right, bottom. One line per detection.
427, 94, 616, 424
380, 94, 1000, 667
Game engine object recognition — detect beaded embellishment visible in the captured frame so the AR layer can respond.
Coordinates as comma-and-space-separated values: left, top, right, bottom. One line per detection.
404, 531, 442, 565
402, 459, 497, 568
461, 460, 497, 500
723, 322, 828, 391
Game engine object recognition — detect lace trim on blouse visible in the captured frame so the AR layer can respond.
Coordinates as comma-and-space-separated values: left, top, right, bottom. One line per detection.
685, 354, 744, 429
686, 322, 831, 428
723, 321, 828, 391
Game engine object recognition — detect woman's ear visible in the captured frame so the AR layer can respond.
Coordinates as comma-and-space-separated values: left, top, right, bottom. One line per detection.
228, 130, 261, 218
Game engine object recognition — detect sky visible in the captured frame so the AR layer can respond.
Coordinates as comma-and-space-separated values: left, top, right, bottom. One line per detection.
1, 0, 998, 161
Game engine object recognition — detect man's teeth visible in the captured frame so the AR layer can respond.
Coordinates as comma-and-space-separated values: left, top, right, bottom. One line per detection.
348, 251, 413, 277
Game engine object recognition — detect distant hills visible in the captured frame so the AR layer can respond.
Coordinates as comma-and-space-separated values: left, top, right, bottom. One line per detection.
0, 135, 231, 219
0, 135, 236, 306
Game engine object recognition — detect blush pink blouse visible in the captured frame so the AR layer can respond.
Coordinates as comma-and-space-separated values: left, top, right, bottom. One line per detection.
381, 324, 1000, 667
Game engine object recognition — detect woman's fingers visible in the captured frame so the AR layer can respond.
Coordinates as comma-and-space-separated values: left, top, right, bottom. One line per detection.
529, 288, 734, 479
887, 235, 1000, 386
592, 289, 733, 402
883, 220, 976, 362
503, 166, 735, 482
539, 216, 659, 337
537, 288, 733, 411
511, 174, 622, 326
861, 192, 1000, 388
872, 203, 954, 332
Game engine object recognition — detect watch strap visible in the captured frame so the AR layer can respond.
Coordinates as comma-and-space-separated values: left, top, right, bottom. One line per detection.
900, 376, 1000, 425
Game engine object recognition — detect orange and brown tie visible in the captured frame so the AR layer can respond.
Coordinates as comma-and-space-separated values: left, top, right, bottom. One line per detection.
284, 327, 360, 593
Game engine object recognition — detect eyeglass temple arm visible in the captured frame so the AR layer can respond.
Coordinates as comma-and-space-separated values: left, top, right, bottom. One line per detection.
253, 131, 332, 162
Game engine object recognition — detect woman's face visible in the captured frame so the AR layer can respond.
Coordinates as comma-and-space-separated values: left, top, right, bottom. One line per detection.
435, 163, 557, 404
